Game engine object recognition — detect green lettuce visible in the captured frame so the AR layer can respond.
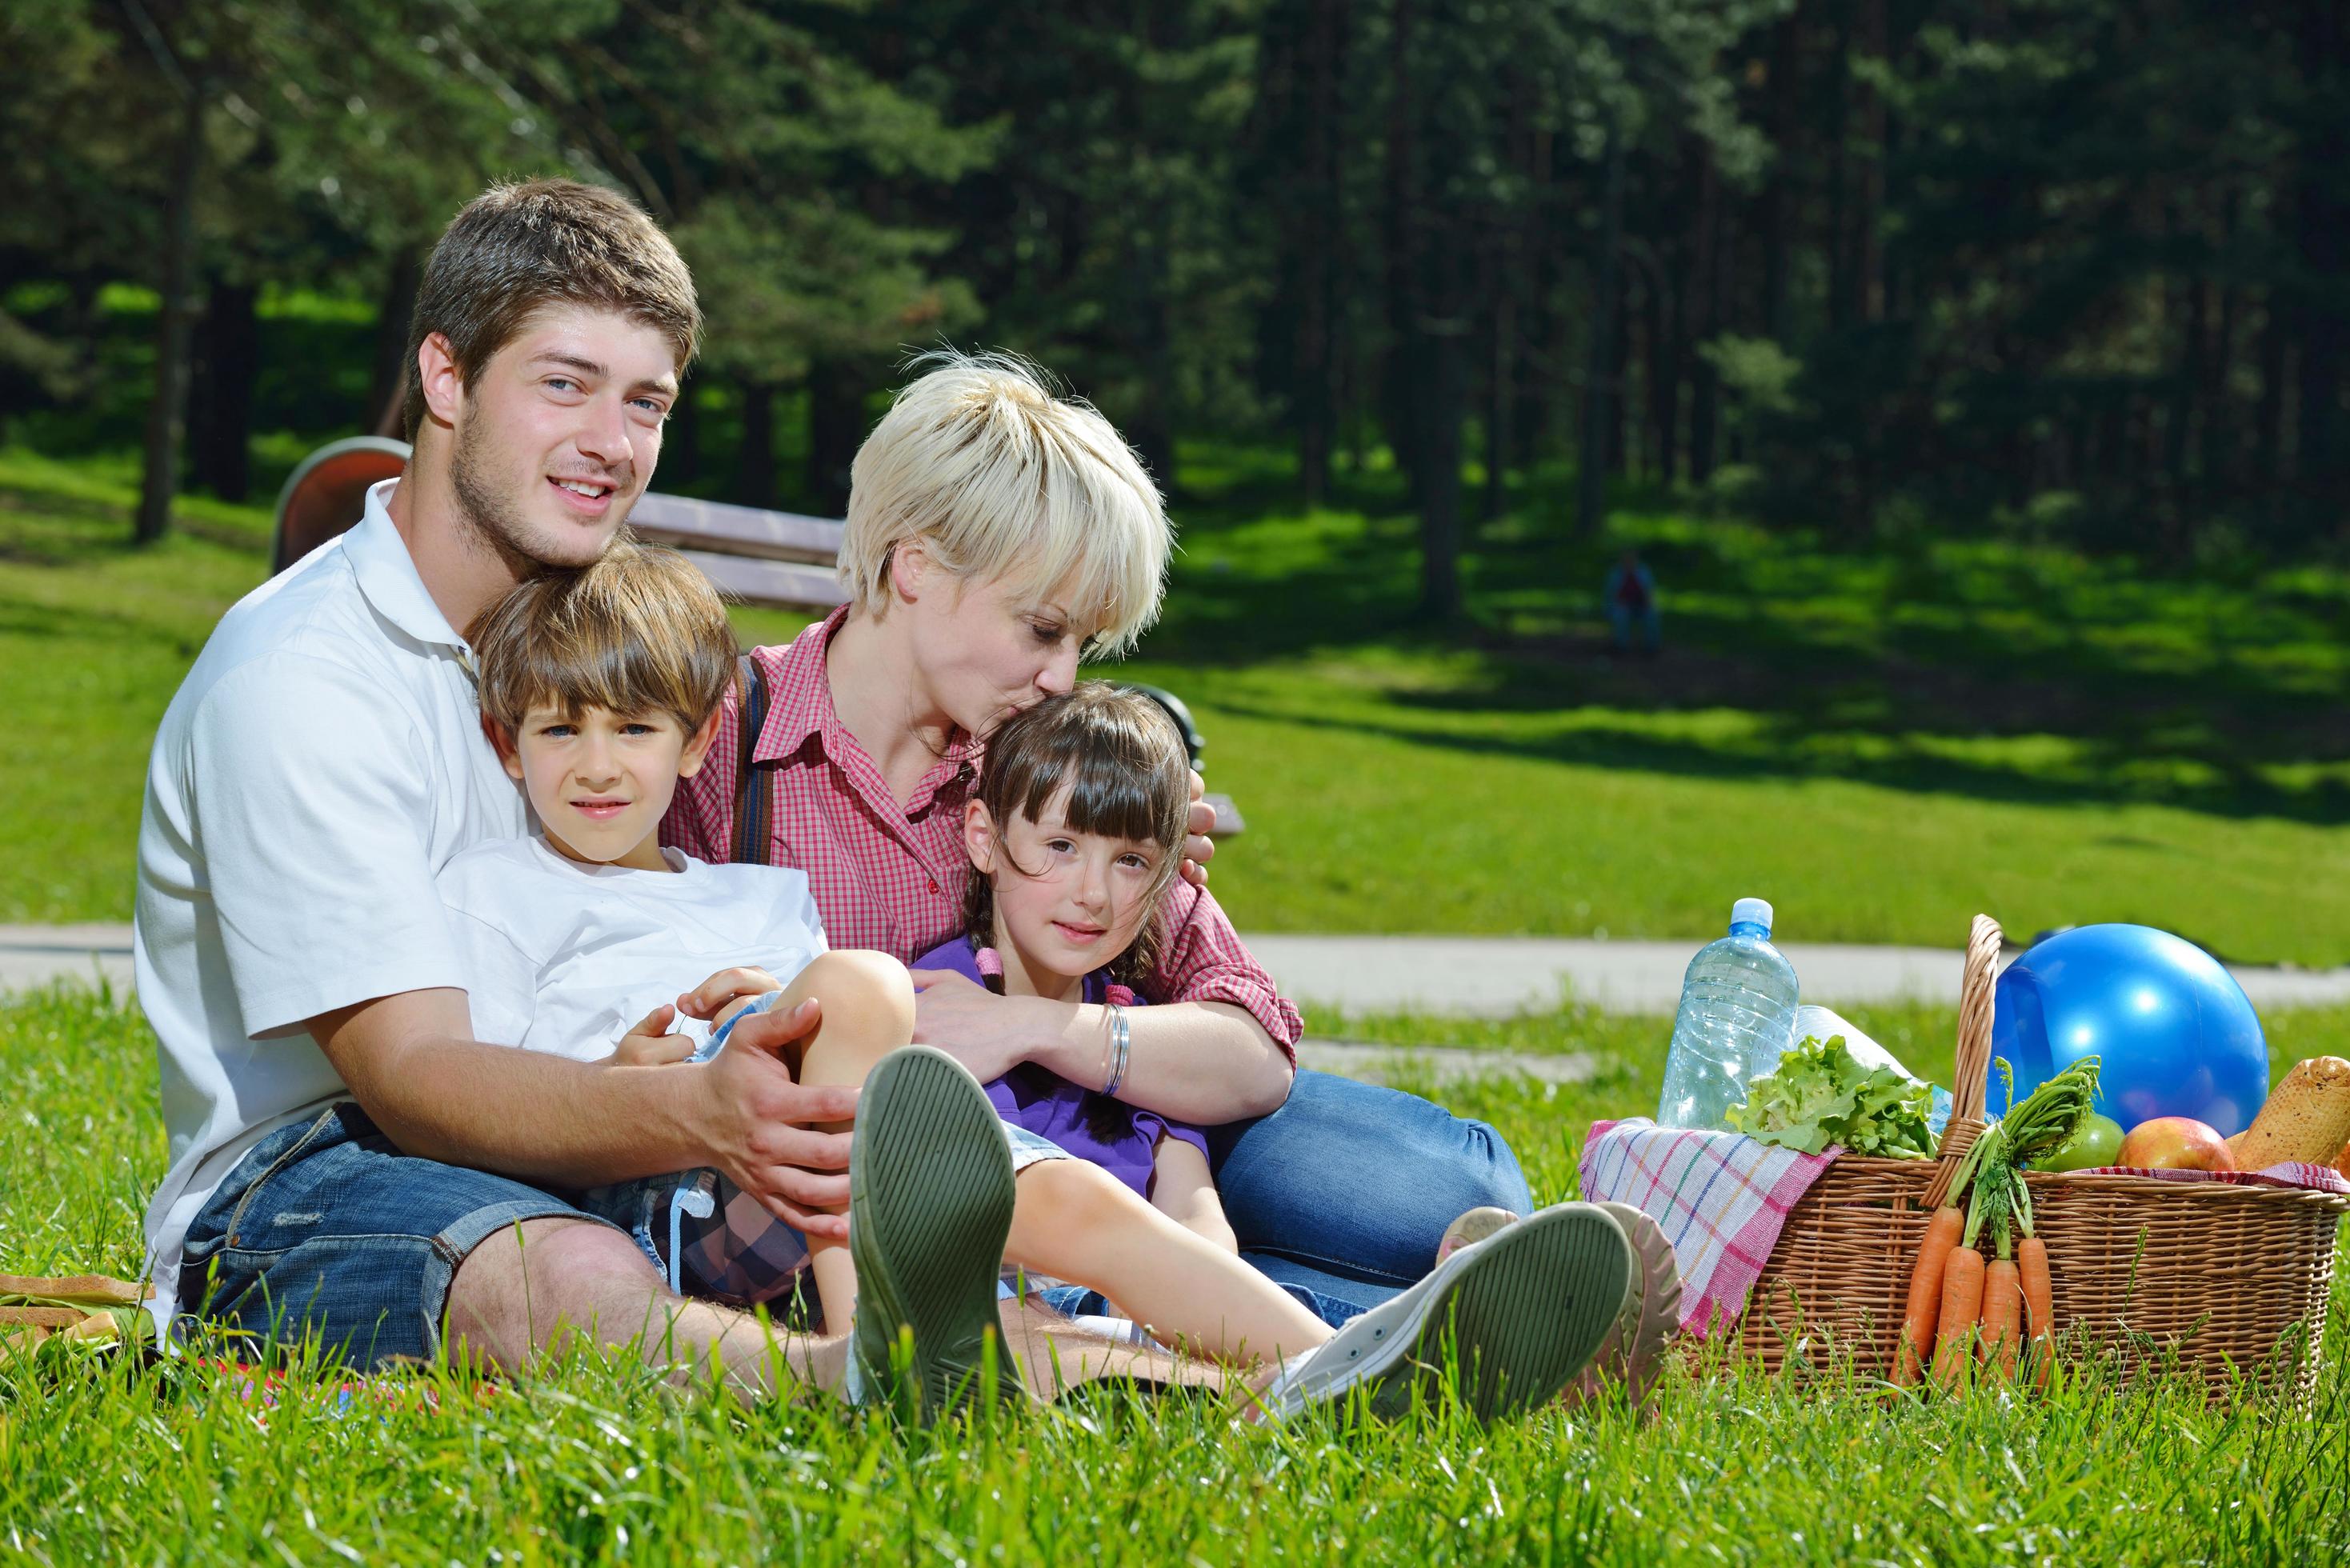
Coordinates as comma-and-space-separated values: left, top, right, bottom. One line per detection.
1723, 1034, 1936, 1158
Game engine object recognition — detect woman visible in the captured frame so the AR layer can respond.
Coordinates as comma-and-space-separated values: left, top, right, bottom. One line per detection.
662, 350, 1530, 1320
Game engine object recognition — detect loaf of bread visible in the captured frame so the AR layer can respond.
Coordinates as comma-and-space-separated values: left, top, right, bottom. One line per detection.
2230, 1056, 2350, 1169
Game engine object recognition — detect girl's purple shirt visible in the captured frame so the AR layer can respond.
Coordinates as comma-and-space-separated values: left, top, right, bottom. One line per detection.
911, 936, 1213, 1198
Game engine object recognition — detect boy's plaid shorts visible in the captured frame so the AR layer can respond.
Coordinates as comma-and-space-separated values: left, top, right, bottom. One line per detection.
569, 1166, 813, 1312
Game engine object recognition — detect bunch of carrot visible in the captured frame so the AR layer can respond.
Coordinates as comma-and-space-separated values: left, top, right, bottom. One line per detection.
1891, 1059, 2099, 1393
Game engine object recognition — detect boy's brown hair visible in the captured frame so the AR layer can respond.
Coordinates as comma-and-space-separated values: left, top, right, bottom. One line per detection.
963, 682, 1191, 988
470, 543, 737, 737
402, 179, 702, 439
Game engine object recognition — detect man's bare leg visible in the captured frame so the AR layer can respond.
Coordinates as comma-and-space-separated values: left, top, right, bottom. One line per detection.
442, 1215, 848, 1402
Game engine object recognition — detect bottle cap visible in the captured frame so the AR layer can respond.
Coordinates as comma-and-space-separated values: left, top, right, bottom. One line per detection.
1731, 897, 1774, 933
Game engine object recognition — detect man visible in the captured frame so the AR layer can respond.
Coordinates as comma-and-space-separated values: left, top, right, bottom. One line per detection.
134, 180, 1152, 1402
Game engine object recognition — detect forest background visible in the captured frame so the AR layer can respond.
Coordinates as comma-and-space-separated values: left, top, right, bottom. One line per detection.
6, 0, 2350, 965
13, 0, 2350, 586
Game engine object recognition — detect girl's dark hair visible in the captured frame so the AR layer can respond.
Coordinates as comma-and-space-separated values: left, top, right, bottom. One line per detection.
963, 682, 1191, 991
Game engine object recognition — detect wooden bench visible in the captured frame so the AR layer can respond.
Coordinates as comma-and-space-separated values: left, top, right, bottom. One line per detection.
272, 437, 1242, 834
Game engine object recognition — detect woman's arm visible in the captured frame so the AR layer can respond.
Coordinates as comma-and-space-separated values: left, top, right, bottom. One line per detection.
910, 876, 1300, 1122
907, 977, 1294, 1122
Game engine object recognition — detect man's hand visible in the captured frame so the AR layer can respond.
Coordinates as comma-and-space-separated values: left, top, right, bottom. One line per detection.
693, 995, 860, 1240
909, 968, 1054, 1085
675, 965, 784, 1029
1182, 768, 1215, 886
611, 1002, 695, 1066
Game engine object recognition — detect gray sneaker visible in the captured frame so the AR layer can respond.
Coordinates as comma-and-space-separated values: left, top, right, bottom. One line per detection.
1561, 1200, 1683, 1414
1256, 1202, 1634, 1422
848, 1046, 1023, 1420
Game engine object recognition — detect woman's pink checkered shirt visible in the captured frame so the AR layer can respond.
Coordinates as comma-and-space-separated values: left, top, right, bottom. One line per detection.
661, 609, 1302, 1054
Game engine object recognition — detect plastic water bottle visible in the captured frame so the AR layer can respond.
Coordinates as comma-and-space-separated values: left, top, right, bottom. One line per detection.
1655, 898, 1801, 1129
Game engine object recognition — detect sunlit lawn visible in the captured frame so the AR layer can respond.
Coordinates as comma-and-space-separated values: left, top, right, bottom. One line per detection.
6, 984, 2347, 1564
7, 444, 2350, 964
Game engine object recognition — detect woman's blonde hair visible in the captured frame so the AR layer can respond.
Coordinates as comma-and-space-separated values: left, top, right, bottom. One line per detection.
839, 350, 1171, 656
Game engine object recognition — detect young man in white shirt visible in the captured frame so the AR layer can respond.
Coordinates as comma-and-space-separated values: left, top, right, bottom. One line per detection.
135, 179, 1133, 1406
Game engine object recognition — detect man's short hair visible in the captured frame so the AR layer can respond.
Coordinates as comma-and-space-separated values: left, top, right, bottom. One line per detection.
402, 179, 701, 439
839, 350, 1171, 657
471, 543, 737, 736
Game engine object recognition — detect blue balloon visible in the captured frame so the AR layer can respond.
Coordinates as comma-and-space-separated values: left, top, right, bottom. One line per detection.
1988, 924, 2268, 1136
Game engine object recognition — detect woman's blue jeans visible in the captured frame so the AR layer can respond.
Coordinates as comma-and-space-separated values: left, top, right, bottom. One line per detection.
1206, 1068, 1532, 1322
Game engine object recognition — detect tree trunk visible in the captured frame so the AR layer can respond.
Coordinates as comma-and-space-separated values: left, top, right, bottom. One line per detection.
367, 250, 422, 438
1825, 3, 1857, 334
2256, 290, 2288, 491
1688, 150, 1725, 483
1577, 116, 1627, 538
1484, 290, 1514, 522
1294, 0, 1350, 509
732, 379, 777, 506
1417, 307, 1467, 622
1760, 8, 1803, 344
1853, 0, 1887, 324
2296, 6, 2348, 508
137, 82, 204, 546
1379, 0, 1423, 502
190, 278, 258, 502
805, 358, 866, 517
666, 378, 703, 488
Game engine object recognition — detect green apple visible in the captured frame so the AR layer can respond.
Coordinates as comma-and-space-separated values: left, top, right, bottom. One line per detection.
2040, 1112, 2126, 1172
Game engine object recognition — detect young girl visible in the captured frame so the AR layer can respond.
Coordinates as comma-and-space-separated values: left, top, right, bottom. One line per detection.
910, 683, 1233, 1257
723, 683, 1623, 1408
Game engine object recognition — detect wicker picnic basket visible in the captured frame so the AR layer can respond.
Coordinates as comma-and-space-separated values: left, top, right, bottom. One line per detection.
1735, 914, 2350, 1398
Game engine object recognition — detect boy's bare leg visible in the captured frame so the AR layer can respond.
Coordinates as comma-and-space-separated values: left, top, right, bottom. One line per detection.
1148, 1138, 1239, 1253
443, 1215, 848, 1402
442, 1215, 1227, 1404
764, 950, 917, 1333
1007, 1158, 1329, 1366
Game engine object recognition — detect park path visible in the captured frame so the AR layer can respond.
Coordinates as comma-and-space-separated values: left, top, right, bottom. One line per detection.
14, 923, 2350, 1089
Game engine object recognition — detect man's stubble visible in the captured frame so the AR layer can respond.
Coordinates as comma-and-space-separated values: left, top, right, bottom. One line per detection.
448, 407, 623, 579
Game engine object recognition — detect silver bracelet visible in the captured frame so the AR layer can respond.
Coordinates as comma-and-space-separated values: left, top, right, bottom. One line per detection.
1101, 1003, 1132, 1098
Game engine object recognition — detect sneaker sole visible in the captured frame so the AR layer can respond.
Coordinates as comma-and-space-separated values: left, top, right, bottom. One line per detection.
1367, 1203, 1632, 1422
849, 1047, 1023, 1419
1587, 1200, 1683, 1408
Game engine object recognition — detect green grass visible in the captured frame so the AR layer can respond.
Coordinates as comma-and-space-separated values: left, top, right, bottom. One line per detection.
7, 443, 2350, 963
6, 984, 2348, 1563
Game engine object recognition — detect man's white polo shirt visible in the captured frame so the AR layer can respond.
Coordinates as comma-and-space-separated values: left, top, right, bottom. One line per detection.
134, 478, 524, 1327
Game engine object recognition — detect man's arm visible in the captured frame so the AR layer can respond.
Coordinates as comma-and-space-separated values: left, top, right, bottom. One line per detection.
310, 987, 861, 1238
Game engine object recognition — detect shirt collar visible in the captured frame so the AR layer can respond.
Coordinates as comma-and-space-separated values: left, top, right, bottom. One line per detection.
754, 606, 980, 784
967, 941, 1120, 1003
346, 478, 469, 653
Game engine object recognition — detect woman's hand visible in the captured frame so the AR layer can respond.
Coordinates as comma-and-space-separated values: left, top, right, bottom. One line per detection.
909, 968, 1058, 1085
1181, 768, 1215, 886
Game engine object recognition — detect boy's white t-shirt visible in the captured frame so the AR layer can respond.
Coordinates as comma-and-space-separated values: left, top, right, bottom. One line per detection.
434, 836, 828, 1061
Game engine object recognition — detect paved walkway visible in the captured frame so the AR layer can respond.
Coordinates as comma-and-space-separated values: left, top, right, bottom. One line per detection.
13, 924, 2350, 1088
14, 925, 2350, 1017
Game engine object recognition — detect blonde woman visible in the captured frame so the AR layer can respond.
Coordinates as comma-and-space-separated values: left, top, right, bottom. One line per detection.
663, 351, 1533, 1327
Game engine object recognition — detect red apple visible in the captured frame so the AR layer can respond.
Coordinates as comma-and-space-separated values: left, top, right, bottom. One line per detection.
2116, 1116, 2238, 1173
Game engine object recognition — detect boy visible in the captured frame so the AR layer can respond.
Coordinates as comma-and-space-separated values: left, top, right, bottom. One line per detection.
436, 541, 919, 1334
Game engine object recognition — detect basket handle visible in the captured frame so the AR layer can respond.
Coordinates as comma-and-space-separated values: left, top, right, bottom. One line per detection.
1922, 914, 2002, 1210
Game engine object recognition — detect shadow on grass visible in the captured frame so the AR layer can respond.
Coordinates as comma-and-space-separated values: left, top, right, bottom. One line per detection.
1143, 473, 2350, 818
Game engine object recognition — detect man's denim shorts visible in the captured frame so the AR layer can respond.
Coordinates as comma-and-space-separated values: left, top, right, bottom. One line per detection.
176, 1102, 610, 1370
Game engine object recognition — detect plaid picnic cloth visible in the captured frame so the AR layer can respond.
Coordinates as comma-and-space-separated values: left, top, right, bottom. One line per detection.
1578, 1118, 1841, 1338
